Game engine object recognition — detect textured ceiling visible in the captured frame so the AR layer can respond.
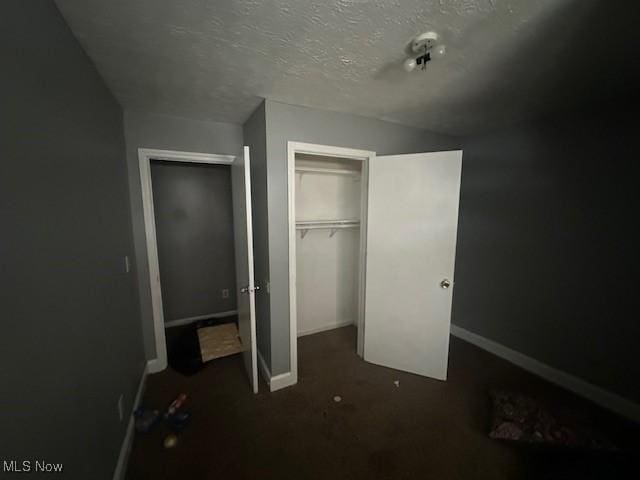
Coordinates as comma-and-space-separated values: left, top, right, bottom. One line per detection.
54, 0, 639, 135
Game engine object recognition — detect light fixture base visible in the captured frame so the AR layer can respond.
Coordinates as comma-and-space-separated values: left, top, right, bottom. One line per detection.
410, 31, 440, 53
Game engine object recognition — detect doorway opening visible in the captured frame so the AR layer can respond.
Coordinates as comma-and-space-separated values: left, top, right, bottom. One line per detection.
287, 142, 375, 386
151, 159, 241, 374
287, 144, 463, 389
139, 148, 258, 393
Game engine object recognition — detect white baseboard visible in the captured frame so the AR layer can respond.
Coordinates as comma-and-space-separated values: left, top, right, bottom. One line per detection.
146, 357, 166, 374
450, 325, 640, 423
269, 371, 297, 392
297, 320, 354, 338
164, 310, 238, 329
257, 349, 297, 392
112, 364, 147, 480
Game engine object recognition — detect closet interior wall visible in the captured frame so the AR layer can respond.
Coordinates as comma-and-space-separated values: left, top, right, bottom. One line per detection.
150, 161, 237, 325
295, 154, 363, 337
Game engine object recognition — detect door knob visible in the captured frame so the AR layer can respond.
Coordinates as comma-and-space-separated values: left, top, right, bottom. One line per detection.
240, 285, 259, 294
440, 278, 451, 289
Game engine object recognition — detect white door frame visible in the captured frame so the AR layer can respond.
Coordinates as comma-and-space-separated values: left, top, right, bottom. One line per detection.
287, 141, 375, 384
138, 148, 236, 373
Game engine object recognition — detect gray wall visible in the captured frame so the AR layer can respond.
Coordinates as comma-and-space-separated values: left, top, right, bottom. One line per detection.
242, 102, 271, 367
264, 100, 461, 374
123, 110, 243, 358
1, 1, 144, 478
151, 162, 236, 321
454, 113, 640, 403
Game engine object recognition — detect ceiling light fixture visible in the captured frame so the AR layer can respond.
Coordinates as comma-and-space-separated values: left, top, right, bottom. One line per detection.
403, 31, 446, 72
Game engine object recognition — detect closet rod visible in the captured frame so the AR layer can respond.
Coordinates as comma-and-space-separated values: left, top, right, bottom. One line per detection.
295, 221, 360, 239
295, 224, 360, 230
296, 219, 360, 227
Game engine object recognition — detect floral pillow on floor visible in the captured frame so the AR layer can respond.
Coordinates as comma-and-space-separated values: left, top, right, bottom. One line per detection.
488, 390, 618, 451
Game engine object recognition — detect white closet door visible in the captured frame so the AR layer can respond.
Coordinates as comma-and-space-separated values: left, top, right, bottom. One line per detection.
231, 146, 258, 393
364, 151, 462, 380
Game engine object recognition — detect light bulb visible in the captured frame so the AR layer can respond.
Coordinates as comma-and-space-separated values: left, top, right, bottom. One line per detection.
403, 57, 417, 72
430, 44, 446, 59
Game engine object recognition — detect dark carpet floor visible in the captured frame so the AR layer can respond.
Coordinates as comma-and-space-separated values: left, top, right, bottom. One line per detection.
126, 327, 638, 480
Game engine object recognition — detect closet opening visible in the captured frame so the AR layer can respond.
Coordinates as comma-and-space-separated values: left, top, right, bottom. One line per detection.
287, 142, 375, 385
150, 159, 241, 375
139, 147, 259, 393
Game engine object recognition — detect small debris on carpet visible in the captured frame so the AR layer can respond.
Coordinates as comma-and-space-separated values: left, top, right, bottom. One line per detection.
488, 389, 619, 451
163, 434, 178, 449
134, 407, 160, 433
136, 392, 192, 450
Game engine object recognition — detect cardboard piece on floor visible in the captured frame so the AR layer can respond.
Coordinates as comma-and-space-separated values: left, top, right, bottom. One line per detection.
197, 323, 244, 362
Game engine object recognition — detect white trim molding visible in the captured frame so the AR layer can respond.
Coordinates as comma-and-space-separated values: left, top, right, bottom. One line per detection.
137, 148, 236, 373
257, 350, 298, 392
138, 148, 236, 165
270, 372, 297, 392
146, 358, 164, 375
450, 325, 640, 423
287, 142, 375, 391
112, 364, 147, 480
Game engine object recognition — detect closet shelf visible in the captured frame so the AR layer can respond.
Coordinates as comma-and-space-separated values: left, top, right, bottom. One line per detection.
295, 166, 360, 176
295, 220, 360, 238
